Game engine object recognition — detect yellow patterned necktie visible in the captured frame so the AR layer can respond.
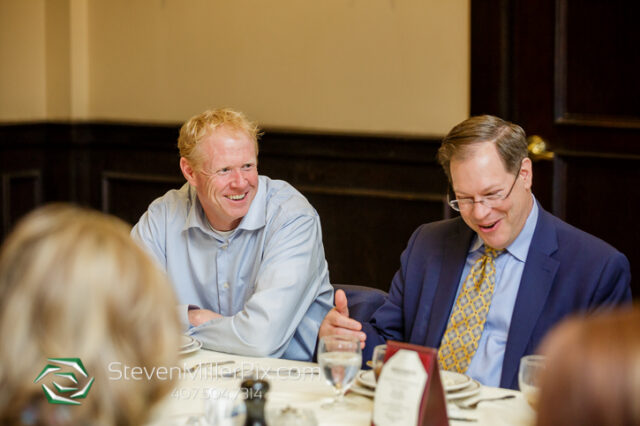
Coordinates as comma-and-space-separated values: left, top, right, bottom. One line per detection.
438, 246, 503, 373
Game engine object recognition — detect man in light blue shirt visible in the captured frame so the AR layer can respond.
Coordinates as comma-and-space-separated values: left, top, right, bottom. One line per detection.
132, 108, 333, 361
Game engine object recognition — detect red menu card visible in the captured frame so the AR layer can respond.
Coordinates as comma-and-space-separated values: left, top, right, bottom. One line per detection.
372, 341, 449, 426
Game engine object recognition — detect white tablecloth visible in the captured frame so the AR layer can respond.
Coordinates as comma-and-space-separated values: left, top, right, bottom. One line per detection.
147, 348, 536, 426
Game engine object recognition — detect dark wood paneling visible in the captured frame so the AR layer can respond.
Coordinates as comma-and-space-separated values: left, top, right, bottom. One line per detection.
470, 0, 513, 118
472, 0, 640, 297
555, 0, 640, 128
307, 193, 446, 288
1, 170, 42, 235
0, 123, 444, 291
558, 153, 640, 279
101, 172, 185, 224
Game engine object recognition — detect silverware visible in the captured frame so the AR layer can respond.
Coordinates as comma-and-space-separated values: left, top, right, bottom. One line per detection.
183, 360, 235, 373
448, 416, 478, 422
456, 394, 516, 409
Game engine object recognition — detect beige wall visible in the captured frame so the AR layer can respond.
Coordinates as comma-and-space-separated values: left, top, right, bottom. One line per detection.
0, 0, 47, 121
0, 0, 469, 135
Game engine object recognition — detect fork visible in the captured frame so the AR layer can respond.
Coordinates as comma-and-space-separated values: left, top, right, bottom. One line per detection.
455, 394, 515, 409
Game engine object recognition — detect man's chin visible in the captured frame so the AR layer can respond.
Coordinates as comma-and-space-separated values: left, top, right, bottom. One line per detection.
478, 233, 508, 250
221, 210, 249, 226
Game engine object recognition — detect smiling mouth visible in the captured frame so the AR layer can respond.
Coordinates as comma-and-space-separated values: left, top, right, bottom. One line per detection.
478, 220, 500, 232
226, 193, 247, 201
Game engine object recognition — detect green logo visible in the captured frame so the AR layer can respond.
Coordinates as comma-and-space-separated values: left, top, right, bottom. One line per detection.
34, 358, 94, 405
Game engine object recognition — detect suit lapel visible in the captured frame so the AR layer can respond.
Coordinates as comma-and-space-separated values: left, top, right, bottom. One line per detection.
501, 208, 559, 388
424, 218, 473, 347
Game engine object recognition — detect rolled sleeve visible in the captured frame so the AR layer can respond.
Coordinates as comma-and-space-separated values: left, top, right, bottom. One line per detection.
189, 214, 332, 360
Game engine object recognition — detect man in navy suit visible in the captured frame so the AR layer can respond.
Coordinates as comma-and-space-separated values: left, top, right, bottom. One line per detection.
320, 115, 631, 389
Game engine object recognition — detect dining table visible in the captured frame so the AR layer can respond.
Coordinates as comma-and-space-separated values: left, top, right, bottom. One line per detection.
147, 346, 537, 426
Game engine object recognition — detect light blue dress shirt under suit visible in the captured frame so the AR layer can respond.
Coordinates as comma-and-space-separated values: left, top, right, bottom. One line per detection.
460, 195, 539, 387
132, 176, 334, 361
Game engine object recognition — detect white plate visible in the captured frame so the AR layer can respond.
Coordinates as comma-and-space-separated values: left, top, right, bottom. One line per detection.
357, 369, 472, 393
445, 379, 481, 401
356, 370, 376, 389
349, 383, 375, 398
180, 335, 196, 349
179, 338, 203, 355
354, 370, 480, 400
440, 370, 472, 392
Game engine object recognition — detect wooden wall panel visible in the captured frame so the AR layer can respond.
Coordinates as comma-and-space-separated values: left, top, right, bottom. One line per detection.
306, 192, 446, 289
558, 153, 640, 278
555, 0, 640, 128
1, 170, 42, 235
101, 172, 185, 225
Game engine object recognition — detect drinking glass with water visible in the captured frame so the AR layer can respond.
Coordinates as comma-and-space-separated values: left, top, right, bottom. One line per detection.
317, 335, 362, 409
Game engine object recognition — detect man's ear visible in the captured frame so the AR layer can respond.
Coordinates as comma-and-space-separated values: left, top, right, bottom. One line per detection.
180, 157, 198, 187
520, 157, 533, 190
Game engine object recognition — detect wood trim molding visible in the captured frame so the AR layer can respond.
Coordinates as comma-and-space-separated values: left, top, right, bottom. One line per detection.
297, 184, 445, 203
101, 171, 185, 213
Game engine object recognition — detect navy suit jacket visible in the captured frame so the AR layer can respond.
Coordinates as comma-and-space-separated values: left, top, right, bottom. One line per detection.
362, 205, 631, 389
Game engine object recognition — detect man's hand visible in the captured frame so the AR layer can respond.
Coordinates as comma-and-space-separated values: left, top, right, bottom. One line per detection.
188, 308, 222, 326
319, 289, 367, 347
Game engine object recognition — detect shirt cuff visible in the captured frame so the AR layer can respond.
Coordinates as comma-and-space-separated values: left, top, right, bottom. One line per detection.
178, 304, 200, 332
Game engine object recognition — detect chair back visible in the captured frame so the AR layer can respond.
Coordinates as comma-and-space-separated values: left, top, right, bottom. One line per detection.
332, 284, 388, 323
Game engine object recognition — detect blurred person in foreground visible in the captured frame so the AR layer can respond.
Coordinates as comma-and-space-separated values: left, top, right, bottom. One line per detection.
320, 115, 631, 389
536, 306, 640, 426
132, 107, 333, 361
0, 204, 181, 425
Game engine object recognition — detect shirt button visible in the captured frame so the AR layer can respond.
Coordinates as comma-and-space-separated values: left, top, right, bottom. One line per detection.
223, 282, 229, 289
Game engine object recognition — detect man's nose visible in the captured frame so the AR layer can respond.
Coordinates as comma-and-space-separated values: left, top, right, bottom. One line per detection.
470, 200, 491, 219
229, 169, 245, 186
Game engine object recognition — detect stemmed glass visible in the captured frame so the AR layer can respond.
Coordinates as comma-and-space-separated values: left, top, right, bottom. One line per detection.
317, 335, 362, 409
372, 344, 387, 382
518, 355, 546, 409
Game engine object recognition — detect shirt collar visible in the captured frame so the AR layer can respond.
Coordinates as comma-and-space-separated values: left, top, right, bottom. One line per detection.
469, 193, 539, 262
182, 176, 267, 233
183, 184, 208, 232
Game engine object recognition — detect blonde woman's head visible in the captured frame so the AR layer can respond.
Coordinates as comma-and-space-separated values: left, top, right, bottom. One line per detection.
0, 204, 180, 425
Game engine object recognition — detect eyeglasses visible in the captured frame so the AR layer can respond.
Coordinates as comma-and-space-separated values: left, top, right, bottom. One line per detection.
448, 173, 520, 212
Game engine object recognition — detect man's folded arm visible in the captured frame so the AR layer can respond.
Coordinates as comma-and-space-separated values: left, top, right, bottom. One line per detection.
188, 215, 332, 359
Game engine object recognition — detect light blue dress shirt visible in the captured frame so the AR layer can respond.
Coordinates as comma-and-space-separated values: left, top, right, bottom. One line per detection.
459, 196, 538, 387
131, 176, 334, 361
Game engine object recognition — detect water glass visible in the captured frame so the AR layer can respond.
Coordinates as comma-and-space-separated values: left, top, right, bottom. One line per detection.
371, 344, 387, 382
518, 355, 546, 409
317, 335, 362, 409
